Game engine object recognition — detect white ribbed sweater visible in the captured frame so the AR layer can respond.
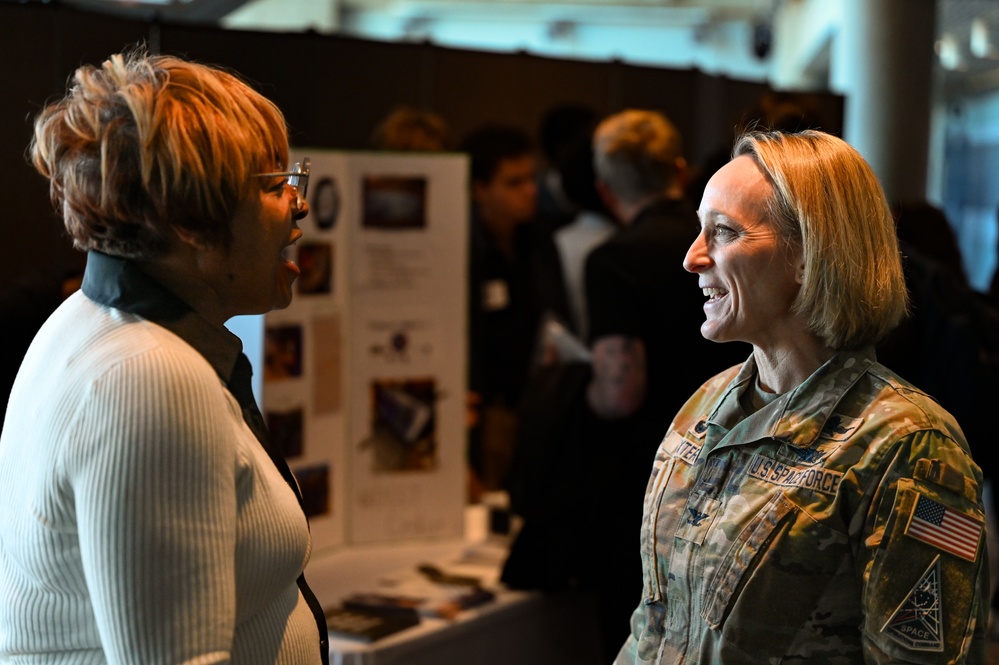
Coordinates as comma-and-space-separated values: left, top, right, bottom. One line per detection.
0, 292, 320, 664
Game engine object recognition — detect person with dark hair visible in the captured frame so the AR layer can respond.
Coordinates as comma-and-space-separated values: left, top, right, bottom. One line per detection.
460, 123, 541, 495
892, 199, 968, 286
536, 103, 600, 227
743, 90, 826, 134
539, 104, 600, 170
687, 90, 827, 205
0, 47, 328, 664
547, 133, 616, 341
500, 129, 618, 657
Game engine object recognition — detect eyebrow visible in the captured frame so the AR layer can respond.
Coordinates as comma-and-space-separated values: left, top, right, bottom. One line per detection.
697, 210, 734, 226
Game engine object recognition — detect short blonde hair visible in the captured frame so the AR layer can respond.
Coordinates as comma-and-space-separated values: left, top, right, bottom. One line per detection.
30, 46, 290, 258
734, 130, 908, 350
592, 109, 683, 204
371, 106, 449, 152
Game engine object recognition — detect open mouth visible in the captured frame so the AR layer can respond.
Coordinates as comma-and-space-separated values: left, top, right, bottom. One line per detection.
702, 287, 728, 302
281, 245, 300, 276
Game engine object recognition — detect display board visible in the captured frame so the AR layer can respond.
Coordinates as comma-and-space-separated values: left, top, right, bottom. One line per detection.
244, 149, 468, 552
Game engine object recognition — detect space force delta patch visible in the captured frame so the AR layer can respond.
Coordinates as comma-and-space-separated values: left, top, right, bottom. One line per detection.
882, 556, 944, 652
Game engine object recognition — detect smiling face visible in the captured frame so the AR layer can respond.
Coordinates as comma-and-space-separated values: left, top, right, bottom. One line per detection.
204, 177, 306, 319
684, 155, 803, 349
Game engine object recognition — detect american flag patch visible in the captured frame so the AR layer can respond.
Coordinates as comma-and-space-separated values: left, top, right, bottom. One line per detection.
905, 494, 982, 562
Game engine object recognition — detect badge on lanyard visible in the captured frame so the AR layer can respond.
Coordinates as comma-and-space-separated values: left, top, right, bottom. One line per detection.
482, 279, 509, 311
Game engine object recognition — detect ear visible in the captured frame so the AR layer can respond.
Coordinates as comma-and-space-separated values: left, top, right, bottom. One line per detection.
674, 156, 689, 180
595, 179, 623, 224
795, 260, 806, 285
672, 156, 692, 193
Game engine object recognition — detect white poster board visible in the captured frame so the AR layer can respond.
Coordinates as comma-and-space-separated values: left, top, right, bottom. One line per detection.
254, 149, 468, 552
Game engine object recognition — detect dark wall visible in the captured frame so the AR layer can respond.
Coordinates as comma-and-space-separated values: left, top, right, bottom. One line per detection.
0, 2, 843, 293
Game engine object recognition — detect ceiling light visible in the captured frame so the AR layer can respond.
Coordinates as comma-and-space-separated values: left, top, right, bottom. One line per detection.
937, 32, 965, 70
971, 17, 998, 59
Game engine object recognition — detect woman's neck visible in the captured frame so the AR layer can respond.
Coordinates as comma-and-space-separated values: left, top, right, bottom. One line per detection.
137, 252, 227, 327
752, 334, 833, 394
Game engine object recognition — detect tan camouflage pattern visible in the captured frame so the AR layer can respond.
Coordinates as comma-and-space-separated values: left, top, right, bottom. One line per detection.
614, 349, 988, 665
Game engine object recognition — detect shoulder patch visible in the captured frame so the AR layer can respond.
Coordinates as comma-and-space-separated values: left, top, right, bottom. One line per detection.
686, 416, 709, 441
882, 556, 944, 652
904, 494, 983, 562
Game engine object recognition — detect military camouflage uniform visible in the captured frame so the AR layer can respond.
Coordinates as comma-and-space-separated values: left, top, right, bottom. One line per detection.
615, 349, 988, 665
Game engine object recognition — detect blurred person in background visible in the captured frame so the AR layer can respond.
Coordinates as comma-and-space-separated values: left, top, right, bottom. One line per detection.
581, 109, 748, 659
370, 105, 450, 152
461, 123, 542, 497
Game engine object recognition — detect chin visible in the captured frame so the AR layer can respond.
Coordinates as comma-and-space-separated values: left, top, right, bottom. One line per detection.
700, 321, 725, 343
701, 326, 741, 346
273, 278, 297, 309
272, 293, 294, 310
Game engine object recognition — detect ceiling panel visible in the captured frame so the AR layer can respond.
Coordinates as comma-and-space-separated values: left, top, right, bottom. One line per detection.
47, 0, 999, 96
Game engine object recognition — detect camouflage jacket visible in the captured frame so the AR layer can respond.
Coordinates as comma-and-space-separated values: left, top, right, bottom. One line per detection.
615, 349, 988, 665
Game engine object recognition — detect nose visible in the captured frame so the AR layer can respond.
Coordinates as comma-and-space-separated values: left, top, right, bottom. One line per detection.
683, 231, 710, 273
292, 190, 309, 221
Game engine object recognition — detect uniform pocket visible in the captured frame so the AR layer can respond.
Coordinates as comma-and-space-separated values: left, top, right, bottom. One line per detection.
701, 491, 848, 654
641, 452, 677, 603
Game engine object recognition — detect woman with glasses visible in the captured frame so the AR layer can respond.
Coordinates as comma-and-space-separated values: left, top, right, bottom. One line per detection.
0, 47, 326, 664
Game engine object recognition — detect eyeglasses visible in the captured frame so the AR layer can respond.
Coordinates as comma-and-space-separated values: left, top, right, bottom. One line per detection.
257, 157, 311, 208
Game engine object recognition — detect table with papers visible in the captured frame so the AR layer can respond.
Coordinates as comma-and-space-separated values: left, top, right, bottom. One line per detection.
305, 533, 604, 665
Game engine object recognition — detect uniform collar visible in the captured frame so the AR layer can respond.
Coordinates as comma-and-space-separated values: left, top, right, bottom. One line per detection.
703, 348, 876, 454
80, 250, 243, 383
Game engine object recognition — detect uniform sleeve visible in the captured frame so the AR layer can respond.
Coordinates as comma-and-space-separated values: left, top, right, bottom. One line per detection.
859, 428, 988, 664
614, 625, 642, 664
65, 350, 239, 665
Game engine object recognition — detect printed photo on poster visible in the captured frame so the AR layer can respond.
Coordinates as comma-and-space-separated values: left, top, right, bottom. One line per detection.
311, 176, 340, 231
266, 406, 304, 459
296, 241, 333, 295
362, 176, 427, 230
362, 378, 437, 472
293, 463, 331, 518
265, 324, 303, 380
365, 318, 434, 364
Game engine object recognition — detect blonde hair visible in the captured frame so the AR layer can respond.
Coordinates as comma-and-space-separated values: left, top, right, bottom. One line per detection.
592, 109, 682, 204
734, 130, 908, 350
30, 45, 290, 258
371, 106, 449, 152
